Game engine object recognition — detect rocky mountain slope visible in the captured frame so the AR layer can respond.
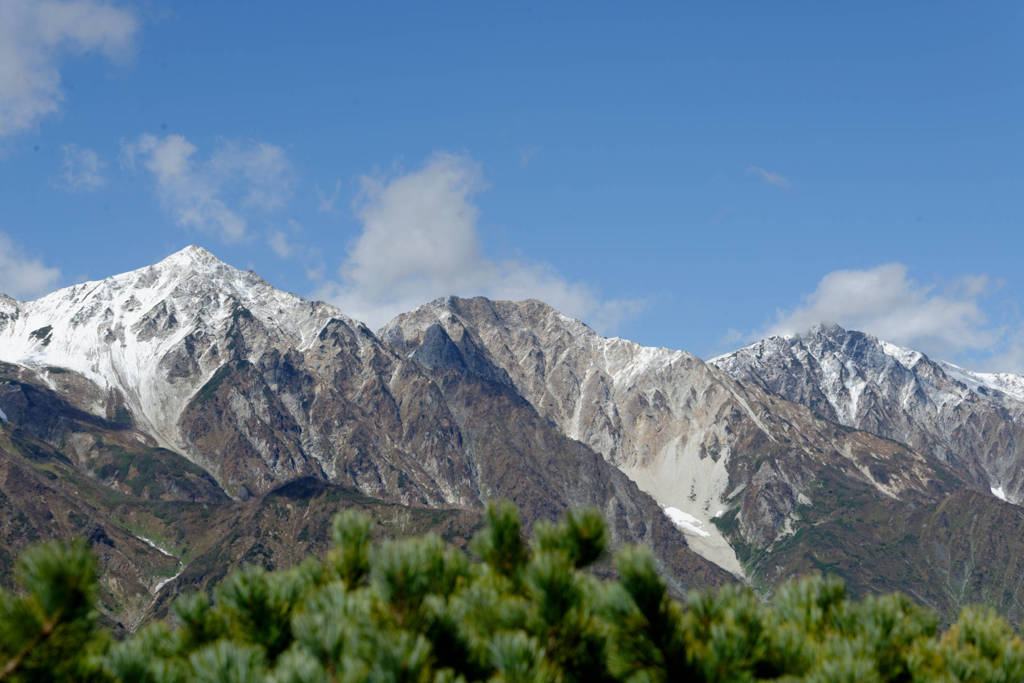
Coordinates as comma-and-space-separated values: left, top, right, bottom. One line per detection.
710, 324, 1024, 505
383, 297, 1024, 623
1, 250, 1022, 626
0, 248, 728, 627
0, 246, 473, 503
382, 299, 939, 561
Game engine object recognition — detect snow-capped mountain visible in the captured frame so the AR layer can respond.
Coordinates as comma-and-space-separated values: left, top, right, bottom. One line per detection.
0, 246, 341, 457
711, 324, 1024, 505
1, 248, 1023, 629
0, 246, 433, 501
0, 247, 732, 625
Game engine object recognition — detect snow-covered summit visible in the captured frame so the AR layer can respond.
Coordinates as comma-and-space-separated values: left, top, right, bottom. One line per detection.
712, 323, 1024, 505
160, 244, 222, 266
711, 324, 1024, 415
0, 245, 345, 450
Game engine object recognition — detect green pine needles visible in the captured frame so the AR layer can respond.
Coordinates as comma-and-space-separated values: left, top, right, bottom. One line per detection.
2, 501, 1023, 681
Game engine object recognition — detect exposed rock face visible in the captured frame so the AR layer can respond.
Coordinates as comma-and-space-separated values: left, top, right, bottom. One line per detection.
0, 249, 732, 628
380, 299, 1024, 623
1, 252, 1023, 627
0, 361, 224, 503
710, 324, 1024, 505
0, 247, 479, 504
381, 298, 955, 578
384, 320, 730, 593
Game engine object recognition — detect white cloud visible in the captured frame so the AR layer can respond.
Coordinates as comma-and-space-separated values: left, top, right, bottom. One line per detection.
316, 179, 342, 213
57, 143, 105, 191
979, 339, 1024, 375
747, 164, 791, 189
766, 263, 997, 357
123, 133, 294, 242
719, 328, 745, 347
0, 0, 137, 137
209, 141, 293, 211
266, 220, 324, 279
0, 232, 61, 299
977, 342, 1024, 374
267, 230, 292, 258
314, 152, 644, 331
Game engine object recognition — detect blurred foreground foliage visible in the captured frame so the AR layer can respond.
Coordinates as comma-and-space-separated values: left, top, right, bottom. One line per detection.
2, 503, 1023, 682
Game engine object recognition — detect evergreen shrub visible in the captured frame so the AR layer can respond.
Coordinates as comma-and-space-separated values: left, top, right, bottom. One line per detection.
0, 503, 1022, 681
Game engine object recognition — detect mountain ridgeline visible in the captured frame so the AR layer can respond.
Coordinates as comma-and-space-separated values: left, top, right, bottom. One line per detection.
711, 324, 1024, 505
0, 246, 1022, 629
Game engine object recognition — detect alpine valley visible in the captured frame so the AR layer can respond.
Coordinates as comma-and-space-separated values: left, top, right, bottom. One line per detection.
1, 247, 1022, 631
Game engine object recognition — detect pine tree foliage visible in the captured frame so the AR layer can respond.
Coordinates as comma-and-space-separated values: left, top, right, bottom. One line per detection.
0, 539, 105, 682
1, 502, 1023, 681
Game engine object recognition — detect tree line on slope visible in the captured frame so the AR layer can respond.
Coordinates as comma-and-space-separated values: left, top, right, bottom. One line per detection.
1, 503, 1022, 682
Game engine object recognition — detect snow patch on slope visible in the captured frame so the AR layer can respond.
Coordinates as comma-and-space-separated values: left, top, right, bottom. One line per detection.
136, 535, 175, 558
577, 336, 747, 576
153, 569, 183, 595
663, 507, 711, 537
134, 534, 184, 594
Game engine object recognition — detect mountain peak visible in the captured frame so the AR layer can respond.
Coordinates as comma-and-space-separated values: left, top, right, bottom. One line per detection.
807, 321, 848, 337
155, 244, 234, 272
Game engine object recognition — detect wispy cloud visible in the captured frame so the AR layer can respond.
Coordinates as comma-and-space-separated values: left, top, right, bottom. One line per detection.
765, 264, 997, 358
520, 145, 541, 167
315, 179, 342, 213
57, 143, 106, 191
0, 0, 137, 137
265, 220, 324, 279
979, 337, 1024, 374
0, 232, 61, 299
747, 164, 791, 190
314, 152, 645, 332
267, 229, 293, 258
123, 133, 294, 242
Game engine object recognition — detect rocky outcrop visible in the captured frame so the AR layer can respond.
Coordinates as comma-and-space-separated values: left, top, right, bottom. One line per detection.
711, 324, 1024, 504
381, 298, 961, 581
390, 320, 732, 592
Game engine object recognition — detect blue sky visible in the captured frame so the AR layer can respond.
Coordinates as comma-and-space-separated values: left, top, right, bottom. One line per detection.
1, 1, 1022, 370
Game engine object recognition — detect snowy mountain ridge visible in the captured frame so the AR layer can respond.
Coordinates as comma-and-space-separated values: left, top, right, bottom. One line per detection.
711, 323, 1024, 504
934, 361, 1024, 406
2, 248, 1023, 625
0, 245, 347, 452
0, 246, 718, 571
713, 323, 1024, 410
877, 335, 1024, 407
